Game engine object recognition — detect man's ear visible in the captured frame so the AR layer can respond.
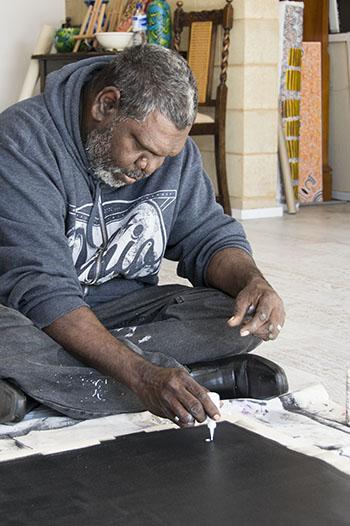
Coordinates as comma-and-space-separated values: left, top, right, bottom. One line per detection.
91, 86, 121, 123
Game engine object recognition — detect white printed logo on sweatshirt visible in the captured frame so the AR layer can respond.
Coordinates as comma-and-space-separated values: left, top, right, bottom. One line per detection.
67, 190, 176, 284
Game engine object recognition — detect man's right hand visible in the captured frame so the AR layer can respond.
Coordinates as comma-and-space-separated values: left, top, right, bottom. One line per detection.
44, 306, 220, 427
131, 362, 221, 427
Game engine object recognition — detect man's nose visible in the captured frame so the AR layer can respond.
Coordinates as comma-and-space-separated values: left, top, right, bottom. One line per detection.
137, 157, 148, 171
136, 156, 165, 174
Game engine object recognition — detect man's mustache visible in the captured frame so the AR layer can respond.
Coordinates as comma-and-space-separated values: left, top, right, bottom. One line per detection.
112, 167, 148, 181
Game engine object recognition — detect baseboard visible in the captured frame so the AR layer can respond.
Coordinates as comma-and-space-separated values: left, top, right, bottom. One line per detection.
231, 206, 284, 220
332, 191, 350, 201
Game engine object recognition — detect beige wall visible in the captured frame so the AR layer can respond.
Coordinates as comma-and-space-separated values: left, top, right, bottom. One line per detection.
329, 39, 350, 198
0, 0, 65, 112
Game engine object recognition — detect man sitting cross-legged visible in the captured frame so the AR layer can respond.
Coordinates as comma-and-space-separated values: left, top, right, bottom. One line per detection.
0, 45, 287, 426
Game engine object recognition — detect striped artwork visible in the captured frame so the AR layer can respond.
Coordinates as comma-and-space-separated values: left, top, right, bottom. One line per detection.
278, 1, 304, 201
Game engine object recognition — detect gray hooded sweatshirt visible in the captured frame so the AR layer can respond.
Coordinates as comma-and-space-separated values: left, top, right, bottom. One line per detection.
0, 57, 251, 329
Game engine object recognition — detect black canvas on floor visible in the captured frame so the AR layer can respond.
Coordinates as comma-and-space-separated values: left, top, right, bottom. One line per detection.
0, 422, 349, 525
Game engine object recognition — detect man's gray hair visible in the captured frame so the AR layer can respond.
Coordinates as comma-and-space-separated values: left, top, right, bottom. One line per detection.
88, 44, 198, 129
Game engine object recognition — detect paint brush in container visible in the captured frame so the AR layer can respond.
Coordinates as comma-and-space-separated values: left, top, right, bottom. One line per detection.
206, 392, 220, 442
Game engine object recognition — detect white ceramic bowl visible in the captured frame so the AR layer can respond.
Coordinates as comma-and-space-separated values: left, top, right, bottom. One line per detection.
95, 32, 133, 51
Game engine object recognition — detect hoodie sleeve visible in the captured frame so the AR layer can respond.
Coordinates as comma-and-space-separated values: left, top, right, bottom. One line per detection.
165, 138, 252, 287
0, 117, 87, 328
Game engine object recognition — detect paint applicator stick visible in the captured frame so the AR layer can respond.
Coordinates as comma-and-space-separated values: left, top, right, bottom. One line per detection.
206, 392, 220, 442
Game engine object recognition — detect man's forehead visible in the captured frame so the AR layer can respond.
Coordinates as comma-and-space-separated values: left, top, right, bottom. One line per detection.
125, 112, 190, 156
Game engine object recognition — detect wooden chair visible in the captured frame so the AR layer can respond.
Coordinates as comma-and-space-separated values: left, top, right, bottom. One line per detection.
173, 0, 233, 215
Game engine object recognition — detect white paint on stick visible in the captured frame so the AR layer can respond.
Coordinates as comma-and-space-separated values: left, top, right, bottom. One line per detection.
206, 392, 220, 442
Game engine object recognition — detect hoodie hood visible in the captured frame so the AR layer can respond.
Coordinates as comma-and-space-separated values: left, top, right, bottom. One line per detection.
43, 56, 114, 187
43, 56, 116, 235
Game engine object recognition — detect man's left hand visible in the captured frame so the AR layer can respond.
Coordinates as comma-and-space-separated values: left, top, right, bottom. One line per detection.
227, 276, 285, 341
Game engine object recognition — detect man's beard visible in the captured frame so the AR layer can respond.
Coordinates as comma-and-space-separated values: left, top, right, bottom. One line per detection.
85, 122, 148, 189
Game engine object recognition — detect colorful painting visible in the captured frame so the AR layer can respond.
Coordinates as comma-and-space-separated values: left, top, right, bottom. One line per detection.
299, 42, 323, 203
279, 1, 304, 201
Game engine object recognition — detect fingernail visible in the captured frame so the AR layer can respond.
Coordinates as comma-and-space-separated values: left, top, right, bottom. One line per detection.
259, 313, 267, 321
268, 323, 274, 332
277, 324, 282, 331
240, 330, 250, 337
213, 414, 220, 421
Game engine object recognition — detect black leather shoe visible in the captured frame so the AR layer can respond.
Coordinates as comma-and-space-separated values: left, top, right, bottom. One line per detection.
190, 354, 288, 400
0, 380, 28, 424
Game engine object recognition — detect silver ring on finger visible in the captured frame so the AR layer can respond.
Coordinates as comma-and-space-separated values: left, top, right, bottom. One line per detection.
174, 416, 180, 423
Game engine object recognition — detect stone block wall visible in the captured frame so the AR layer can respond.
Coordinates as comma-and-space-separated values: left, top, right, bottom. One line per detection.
168, 0, 281, 216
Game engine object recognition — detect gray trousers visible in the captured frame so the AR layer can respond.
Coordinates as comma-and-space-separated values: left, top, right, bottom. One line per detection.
0, 285, 260, 419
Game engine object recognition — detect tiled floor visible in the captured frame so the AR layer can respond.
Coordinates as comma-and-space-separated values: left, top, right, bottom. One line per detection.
159, 202, 350, 404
